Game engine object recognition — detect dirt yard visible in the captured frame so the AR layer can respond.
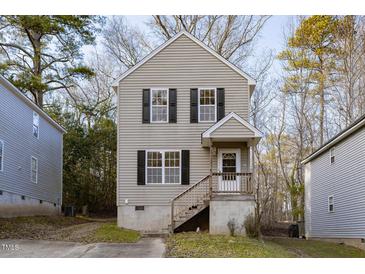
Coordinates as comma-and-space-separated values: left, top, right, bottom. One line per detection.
0, 216, 140, 243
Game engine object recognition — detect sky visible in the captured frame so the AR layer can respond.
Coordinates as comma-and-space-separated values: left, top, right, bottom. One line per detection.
124, 15, 291, 77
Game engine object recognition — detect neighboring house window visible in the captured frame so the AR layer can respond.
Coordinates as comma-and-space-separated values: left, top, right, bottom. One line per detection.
146, 150, 180, 184
0, 140, 4, 172
31, 156, 38, 183
330, 147, 335, 164
328, 196, 334, 212
198, 88, 216, 122
33, 112, 40, 138
151, 89, 168, 123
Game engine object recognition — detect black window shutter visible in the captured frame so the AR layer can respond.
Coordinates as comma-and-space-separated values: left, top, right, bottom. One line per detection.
181, 150, 190, 185
217, 88, 225, 121
137, 150, 146, 185
169, 88, 177, 123
190, 88, 198, 123
142, 89, 150, 123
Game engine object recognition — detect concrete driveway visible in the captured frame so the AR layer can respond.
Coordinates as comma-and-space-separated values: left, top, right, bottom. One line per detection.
0, 237, 165, 258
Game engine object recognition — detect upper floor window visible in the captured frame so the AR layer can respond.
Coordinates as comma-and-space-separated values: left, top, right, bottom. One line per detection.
31, 156, 38, 183
146, 150, 180, 184
0, 140, 4, 172
33, 112, 39, 139
330, 147, 335, 164
328, 195, 334, 212
198, 88, 216, 122
151, 89, 168, 123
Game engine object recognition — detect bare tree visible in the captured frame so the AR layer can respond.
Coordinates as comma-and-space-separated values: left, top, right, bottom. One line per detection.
102, 16, 153, 70
330, 16, 365, 129
150, 15, 270, 65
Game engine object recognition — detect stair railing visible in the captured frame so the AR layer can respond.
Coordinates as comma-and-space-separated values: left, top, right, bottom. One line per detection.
170, 175, 210, 231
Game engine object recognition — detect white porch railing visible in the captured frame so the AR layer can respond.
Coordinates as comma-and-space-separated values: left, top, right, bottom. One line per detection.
212, 172, 253, 194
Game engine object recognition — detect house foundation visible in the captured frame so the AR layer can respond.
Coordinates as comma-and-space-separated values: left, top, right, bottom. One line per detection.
209, 195, 255, 235
118, 205, 170, 234
0, 190, 61, 218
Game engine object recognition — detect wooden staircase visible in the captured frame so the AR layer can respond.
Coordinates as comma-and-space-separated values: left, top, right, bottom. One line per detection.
169, 172, 253, 233
170, 175, 211, 232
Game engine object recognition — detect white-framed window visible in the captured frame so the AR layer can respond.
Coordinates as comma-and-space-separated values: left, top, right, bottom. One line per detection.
146, 150, 181, 184
33, 112, 40, 139
198, 88, 216, 122
31, 156, 38, 183
328, 195, 334, 212
150, 88, 168, 123
0, 140, 4, 172
330, 147, 335, 164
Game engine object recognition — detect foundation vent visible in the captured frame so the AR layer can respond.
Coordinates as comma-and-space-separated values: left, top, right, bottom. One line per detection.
135, 206, 145, 211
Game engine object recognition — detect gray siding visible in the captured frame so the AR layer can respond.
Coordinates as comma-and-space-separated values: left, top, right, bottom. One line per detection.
118, 34, 251, 206
211, 117, 254, 137
0, 84, 63, 204
305, 126, 365, 238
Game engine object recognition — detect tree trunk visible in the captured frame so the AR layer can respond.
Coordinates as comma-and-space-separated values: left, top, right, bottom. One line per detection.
319, 60, 325, 146
29, 31, 44, 107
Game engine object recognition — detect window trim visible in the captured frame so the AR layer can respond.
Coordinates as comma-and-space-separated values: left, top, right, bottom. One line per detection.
330, 147, 335, 164
198, 87, 217, 123
328, 195, 334, 213
0, 139, 4, 172
150, 88, 169, 123
31, 156, 38, 184
145, 149, 182, 185
33, 111, 40, 139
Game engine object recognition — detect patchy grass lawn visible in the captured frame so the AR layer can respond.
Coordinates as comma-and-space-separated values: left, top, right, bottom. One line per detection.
84, 223, 140, 243
166, 232, 294, 258
267, 237, 365, 258
166, 232, 365, 258
0, 216, 140, 244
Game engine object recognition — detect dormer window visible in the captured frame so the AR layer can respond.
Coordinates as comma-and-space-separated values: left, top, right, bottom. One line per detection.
151, 89, 168, 123
198, 88, 216, 122
33, 112, 39, 138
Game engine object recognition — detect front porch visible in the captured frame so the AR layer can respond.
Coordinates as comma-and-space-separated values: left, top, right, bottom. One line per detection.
170, 112, 262, 234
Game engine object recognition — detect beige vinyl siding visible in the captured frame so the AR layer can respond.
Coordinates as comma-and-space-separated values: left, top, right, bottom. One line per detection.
305, 126, 365, 238
118, 34, 250, 206
211, 117, 254, 138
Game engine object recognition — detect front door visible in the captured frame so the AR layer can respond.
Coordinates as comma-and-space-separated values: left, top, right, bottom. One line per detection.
218, 148, 241, 192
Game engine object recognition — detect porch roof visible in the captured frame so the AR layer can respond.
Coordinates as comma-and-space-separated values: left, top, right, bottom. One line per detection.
201, 112, 262, 147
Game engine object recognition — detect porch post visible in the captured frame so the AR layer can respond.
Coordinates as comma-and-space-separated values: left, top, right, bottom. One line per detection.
209, 139, 213, 198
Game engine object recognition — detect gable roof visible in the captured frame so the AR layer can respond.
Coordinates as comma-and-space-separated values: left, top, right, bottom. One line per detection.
301, 113, 365, 164
111, 31, 256, 89
0, 75, 66, 134
202, 112, 263, 138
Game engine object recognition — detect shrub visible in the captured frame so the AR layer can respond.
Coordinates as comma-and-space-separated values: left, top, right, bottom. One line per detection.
227, 218, 237, 236
244, 213, 258, 238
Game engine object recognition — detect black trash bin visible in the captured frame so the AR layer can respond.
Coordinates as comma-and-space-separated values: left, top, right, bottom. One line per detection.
64, 206, 76, 217
288, 224, 299, 238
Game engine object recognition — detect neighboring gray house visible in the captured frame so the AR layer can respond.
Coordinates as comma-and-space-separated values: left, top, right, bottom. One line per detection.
113, 31, 262, 234
0, 75, 65, 217
302, 114, 365, 249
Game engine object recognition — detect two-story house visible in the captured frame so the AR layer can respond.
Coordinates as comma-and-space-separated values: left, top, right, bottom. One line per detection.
0, 75, 65, 217
302, 114, 365, 250
114, 31, 262, 234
